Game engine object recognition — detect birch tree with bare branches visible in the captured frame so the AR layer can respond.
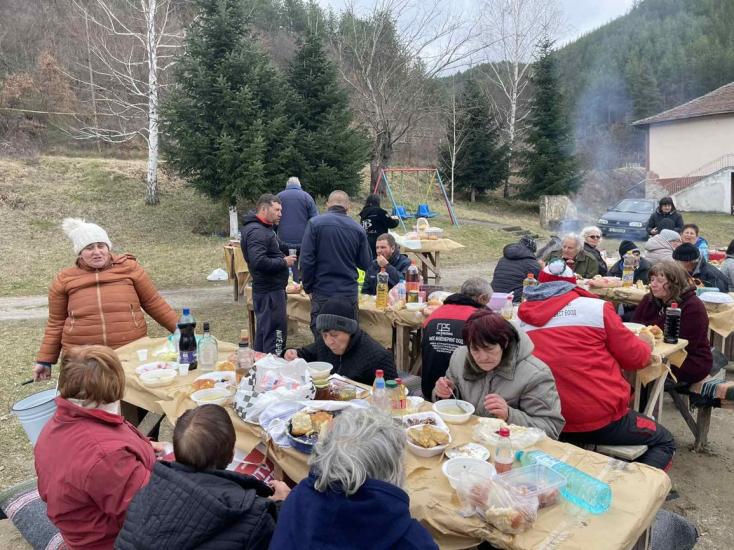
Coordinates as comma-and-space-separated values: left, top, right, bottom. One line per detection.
480, 0, 560, 197
439, 76, 470, 203
68, 0, 184, 204
332, 0, 482, 188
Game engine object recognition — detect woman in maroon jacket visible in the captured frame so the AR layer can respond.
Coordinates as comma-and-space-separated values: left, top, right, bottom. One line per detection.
633, 261, 712, 384
35, 345, 158, 550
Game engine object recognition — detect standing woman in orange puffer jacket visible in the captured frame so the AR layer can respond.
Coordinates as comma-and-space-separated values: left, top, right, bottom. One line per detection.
32, 218, 178, 381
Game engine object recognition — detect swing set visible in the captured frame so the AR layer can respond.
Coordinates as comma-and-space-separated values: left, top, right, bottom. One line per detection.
372, 167, 459, 232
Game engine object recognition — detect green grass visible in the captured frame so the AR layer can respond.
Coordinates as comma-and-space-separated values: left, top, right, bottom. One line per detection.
685, 212, 734, 250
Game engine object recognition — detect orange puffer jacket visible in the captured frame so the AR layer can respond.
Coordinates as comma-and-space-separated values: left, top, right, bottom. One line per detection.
37, 254, 178, 364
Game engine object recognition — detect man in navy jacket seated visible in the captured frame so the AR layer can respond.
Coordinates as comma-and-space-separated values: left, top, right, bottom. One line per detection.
362, 233, 411, 295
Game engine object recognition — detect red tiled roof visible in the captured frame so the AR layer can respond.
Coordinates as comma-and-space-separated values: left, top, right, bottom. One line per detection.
633, 81, 734, 126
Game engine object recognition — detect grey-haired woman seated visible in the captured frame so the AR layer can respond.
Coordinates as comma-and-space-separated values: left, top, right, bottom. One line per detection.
269, 408, 438, 550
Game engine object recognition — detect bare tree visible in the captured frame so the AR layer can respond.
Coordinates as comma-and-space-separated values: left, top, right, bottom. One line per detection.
480, 0, 560, 197
66, 0, 184, 204
332, 0, 482, 188
441, 75, 470, 204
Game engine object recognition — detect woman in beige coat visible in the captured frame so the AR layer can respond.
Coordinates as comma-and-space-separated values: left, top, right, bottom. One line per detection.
433, 309, 564, 439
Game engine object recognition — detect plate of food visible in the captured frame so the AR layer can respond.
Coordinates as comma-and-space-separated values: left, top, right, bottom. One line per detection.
287, 410, 335, 453
406, 424, 451, 457
402, 411, 449, 431
472, 419, 545, 449
445, 442, 490, 461
135, 361, 177, 375
139, 368, 177, 388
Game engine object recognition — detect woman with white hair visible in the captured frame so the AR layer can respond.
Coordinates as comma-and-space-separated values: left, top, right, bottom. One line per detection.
270, 408, 438, 550
581, 226, 608, 275
542, 233, 599, 279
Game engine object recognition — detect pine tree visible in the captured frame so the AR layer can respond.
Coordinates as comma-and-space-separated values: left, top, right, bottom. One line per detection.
285, 27, 370, 197
521, 40, 581, 199
439, 79, 508, 201
161, 0, 292, 206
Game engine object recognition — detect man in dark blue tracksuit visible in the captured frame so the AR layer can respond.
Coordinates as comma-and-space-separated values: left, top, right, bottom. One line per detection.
240, 194, 296, 355
300, 190, 372, 339
277, 176, 318, 282
361, 233, 411, 295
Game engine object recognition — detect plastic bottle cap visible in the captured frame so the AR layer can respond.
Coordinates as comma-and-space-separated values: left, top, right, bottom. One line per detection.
396, 377, 403, 384
375, 369, 384, 377
380, 267, 386, 272
183, 308, 190, 315
671, 302, 678, 308
498, 427, 510, 437
386, 380, 397, 388
527, 273, 534, 278
203, 322, 210, 331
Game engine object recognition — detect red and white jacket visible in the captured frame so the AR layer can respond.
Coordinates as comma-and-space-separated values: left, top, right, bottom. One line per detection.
518, 286, 651, 432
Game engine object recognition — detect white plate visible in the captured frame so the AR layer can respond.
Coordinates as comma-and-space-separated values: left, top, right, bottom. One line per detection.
445, 442, 490, 461
135, 361, 177, 375
699, 292, 734, 304
623, 322, 645, 333
139, 369, 177, 387
402, 411, 449, 431
195, 371, 237, 384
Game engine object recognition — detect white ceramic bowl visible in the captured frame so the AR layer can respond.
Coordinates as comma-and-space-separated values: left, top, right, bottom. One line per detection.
442, 457, 496, 489
433, 399, 475, 424
405, 425, 452, 458
139, 369, 177, 388
190, 387, 234, 406
307, 362, 333, 381
405, 396, 424, 414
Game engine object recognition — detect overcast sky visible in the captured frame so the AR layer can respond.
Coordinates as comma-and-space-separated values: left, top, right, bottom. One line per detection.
314, 0, 638, 44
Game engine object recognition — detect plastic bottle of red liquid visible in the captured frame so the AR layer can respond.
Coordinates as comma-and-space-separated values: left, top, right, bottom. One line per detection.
664, 302, 681, 344
494, 427, 513, 474
406, 260, 420, 303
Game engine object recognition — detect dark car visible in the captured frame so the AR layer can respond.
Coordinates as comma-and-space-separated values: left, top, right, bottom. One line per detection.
598, 198, 656, 240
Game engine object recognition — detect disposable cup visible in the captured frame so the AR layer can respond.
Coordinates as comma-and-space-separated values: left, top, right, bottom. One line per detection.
136, 349, 149, 362
289, 248, 297, 257
178, 363, 190, 376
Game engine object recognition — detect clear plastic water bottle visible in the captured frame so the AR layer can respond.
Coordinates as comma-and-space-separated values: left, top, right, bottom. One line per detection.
494, 427, 513, 473
371, 371, 390, 412
515, 450, 612, 514
397, 277, 406, 303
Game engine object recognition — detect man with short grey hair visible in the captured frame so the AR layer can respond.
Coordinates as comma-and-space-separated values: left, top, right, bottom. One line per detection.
300, 190, 372, 338
420, 277, 492, 397
277, 176, 318, 282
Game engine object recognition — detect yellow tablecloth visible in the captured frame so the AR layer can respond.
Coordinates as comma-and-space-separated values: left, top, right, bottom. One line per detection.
247, 288, 424, 347
398, 237, 465, 253
223, 244, 248, 279
156, 395, 669, 550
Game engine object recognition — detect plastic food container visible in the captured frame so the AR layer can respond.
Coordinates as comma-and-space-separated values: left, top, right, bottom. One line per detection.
406, 425, 452, 458
442, 457, 496, 489
433, 399, 474, 424
497, 464, 567, 508
307, 362, 333, 381
139, 369, 177, 387
425, 227, 444, 240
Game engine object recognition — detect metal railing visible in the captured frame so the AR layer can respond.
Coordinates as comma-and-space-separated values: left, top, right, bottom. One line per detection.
661, 153, 734, 194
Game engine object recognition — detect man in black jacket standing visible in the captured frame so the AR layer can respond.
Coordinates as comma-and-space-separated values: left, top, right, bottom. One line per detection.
241, 194, 296, 355
300, 190, 372, 338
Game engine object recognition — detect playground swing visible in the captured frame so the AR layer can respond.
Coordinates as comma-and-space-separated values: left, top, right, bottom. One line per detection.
374, 167, 459, 232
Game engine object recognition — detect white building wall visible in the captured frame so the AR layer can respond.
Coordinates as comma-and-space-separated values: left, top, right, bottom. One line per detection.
671, 170, 732, 213
648, 114, 734, 178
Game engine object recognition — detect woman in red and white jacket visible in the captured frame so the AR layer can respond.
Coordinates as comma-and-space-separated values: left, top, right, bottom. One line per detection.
517, 261, 675, 470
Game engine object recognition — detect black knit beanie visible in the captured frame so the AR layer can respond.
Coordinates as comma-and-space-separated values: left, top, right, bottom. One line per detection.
315, 298, 358, 334
618, 240, 638, 257
672, 243, 700, 262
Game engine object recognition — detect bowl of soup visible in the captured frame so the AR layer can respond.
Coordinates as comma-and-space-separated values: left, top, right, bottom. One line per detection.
433, 399, 474, 424
191, 387, 234, 406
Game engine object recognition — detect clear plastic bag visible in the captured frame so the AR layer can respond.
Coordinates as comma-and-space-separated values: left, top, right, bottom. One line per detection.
454, 470, 539, 534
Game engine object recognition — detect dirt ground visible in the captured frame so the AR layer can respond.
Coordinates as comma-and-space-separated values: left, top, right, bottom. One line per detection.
2, 263, 732, 549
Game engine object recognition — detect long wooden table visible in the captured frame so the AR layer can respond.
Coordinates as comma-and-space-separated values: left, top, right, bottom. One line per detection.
223, 243, 249, 301
394, 236, 464, 285
245, 288, 425, 374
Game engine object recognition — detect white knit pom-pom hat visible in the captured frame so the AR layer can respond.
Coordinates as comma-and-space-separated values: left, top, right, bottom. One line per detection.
62, 218, 112, 255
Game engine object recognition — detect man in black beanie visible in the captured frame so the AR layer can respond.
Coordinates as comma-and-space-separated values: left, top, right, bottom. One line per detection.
673, 243, 729, 292
283, 297, 397, 385
609, 240, 651, 284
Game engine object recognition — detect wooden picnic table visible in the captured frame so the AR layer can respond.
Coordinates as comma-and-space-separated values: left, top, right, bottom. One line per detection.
223, 243, 249, 301
150, 379, 669, 549
394, 236, 464, 285
244, 287, 425, 375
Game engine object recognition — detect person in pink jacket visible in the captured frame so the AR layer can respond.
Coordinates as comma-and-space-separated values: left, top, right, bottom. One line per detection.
34, 345, 159, 549
517, 261, 676, 470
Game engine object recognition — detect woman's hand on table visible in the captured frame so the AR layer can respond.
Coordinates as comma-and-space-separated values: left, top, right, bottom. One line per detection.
483, 394, 509, 421
434, 377, 455, 399
284, 349, 299, 361
33, 363, 52, 382
268, 480, 291, 501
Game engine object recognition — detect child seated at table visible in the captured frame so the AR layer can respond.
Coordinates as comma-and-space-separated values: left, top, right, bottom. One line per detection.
116, 404, 290, 550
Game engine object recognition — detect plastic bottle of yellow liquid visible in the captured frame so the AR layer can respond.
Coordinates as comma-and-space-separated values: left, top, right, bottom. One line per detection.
376, 267, 389, 310
622, 252, 635, 287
